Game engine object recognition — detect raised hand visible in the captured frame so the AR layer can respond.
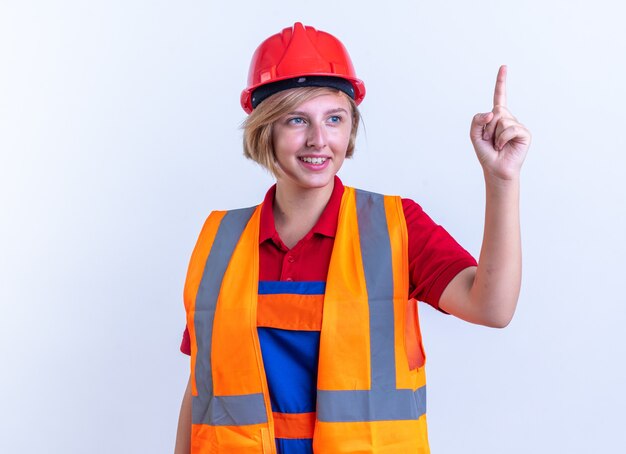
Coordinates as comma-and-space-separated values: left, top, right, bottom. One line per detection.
470, 65, 531, 182
441, 65, 528, 329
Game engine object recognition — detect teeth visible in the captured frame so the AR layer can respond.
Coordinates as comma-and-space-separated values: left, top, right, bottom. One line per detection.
300, 157, 327, 164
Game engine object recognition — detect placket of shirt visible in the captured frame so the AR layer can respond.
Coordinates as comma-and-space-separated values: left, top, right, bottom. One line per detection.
280, 249, 297, 282
270, 231, 316, 282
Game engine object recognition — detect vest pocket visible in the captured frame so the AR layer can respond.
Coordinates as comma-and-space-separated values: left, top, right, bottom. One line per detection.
405, 298, 426, 370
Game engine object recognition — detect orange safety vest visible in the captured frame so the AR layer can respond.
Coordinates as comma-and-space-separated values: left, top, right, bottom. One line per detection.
184, 186, 429, 453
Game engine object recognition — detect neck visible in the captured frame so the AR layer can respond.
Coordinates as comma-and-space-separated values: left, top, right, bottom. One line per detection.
272, 178, 335, 248
274, 178, 335, 223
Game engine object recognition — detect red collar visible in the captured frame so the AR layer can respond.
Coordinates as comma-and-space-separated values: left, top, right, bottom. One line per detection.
259, 176, 345, 245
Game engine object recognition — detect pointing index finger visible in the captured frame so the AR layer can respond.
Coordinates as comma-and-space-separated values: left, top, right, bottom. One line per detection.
493, 65, 507, 107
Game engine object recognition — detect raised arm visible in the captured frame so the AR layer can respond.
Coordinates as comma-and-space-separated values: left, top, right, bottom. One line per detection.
439, 65, 531, 328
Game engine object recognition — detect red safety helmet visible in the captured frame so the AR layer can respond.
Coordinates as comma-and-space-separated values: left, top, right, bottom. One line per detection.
240, 22, 366, 114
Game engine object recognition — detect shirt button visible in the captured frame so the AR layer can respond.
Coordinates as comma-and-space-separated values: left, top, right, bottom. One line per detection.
287, 255, 295, 263
285, 277, 293, 282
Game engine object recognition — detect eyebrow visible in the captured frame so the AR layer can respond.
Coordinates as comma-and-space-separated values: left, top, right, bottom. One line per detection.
287, 108, 349, 116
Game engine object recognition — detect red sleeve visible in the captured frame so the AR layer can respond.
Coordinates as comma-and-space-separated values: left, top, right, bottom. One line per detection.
403, 198, 477, 313
180, 326, 191, 355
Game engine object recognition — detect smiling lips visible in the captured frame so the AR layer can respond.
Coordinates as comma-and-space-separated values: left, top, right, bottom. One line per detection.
299, 156, 328, 165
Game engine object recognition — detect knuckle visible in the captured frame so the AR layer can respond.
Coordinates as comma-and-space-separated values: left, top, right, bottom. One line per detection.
507, 124, 520, 133
495, 106, 514, 119
504, 119, 521, 131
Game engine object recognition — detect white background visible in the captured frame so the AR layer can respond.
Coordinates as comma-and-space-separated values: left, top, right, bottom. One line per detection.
1, 1, 625, 453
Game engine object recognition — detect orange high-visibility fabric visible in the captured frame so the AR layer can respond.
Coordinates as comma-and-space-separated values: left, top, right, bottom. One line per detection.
272, 412, 316, 439
313, 419, 430, 454
183, 210, 226, 397
210, 206, 267, 397
184, 187, 429, 453
185, 206, 277, 454
317, 188, 371, 391
257, 293, 324, 331
405, 298, 426, 371
191, 423, 272, 454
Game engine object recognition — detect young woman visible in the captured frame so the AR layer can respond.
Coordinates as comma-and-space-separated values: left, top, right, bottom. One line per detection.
175, 22, 531, 454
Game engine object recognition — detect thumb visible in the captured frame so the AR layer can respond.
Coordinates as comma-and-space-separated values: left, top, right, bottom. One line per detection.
470, 111, 494, 141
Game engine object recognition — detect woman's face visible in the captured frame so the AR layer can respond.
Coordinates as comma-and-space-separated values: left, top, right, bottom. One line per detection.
272, 91, 352, 192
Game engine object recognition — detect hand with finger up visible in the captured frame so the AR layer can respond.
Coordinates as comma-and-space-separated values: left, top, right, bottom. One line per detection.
470, 65, 532, 184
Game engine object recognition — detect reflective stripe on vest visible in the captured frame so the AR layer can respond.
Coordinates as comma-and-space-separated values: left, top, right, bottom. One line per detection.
316, 189, 426, 423
184, 187, 430, 453
190, 206, 267, 426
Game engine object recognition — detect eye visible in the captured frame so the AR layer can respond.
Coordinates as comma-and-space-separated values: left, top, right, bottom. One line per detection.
328, 115, 343, 124
287, 117, 306, 125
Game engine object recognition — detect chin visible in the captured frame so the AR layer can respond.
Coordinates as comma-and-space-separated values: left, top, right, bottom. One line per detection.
281, 172, 336, 191
298, 176, 334, 189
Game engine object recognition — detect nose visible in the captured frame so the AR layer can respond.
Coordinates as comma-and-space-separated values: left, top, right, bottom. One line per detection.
306, 122, 327, 150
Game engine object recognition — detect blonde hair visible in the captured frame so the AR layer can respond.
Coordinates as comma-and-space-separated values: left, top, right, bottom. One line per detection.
242, 87, 360, 176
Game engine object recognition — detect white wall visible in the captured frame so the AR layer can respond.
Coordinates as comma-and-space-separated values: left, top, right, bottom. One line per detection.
1, 1, 624, 452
